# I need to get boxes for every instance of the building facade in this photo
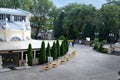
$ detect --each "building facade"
[0,8,32,42]
[0,8,55,68]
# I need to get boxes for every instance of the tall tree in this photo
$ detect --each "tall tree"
[62,4,96,39]
[0,0,32,11]
[97,4,120,41]
[31,0,54,38]
[54,10,65,39]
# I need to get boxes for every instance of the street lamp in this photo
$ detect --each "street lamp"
[79,32,82,40]
[95,32,99,38]
[109,33,114,51]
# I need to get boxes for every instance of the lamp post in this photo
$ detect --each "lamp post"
[109,33,114,51]
[95,32,99,38]
[79,32,82,40]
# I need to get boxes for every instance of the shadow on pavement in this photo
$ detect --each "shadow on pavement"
[111,51,120,56]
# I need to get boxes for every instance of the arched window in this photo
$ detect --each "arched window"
[10,37,21,41]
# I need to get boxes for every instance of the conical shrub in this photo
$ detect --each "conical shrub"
[51,42,57,60]
[60,41,65,56]
[56,40,60,58]
[27,44,33,66]
[46,43,51,62]
[39,41,46,64]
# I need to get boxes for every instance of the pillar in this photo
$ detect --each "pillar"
[33,50,36,60]
[0,56,3,69]
[21,51,24,61]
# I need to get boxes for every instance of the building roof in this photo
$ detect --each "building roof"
[0,8,32,16]
[0,40,58,51]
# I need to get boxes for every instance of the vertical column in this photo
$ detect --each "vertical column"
[0,56,3,69]
[33,50,36,60]
[21,51,24,61]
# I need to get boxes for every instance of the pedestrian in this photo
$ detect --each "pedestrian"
[72,40,74,47]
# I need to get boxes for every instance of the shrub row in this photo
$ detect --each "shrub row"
[27,38,69,65]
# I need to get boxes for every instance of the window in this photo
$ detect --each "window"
[14,15,25,22]
[10,37,21,41]
[0,14,5,21]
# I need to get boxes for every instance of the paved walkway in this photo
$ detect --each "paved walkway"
[0,45,120,80]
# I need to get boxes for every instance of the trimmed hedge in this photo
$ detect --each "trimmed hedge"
[51,42,57,60]
[56,40,60,58]
[46,43,51,62]
[27,44,33,66]
[39,41,46,64]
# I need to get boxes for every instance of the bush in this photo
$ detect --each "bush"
[58,35,65,40]
[56,40,60,58]
[51,42,57,60]
[93,41,107,53]
[64,38,69,53]
[60,41,65,56]
[46,43,51,62]
[39,41,46,64]
[27,44,33,66]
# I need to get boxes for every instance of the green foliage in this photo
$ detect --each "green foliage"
[93,38,99,49]
[60,41,65,56]
[65,38,69,52]
[39,41,46,64]
[96,4,120,41]
[56,40,60,58]
[0,0,32,11]
[46,43,51,62]
[54,10,65,39]
[30,0,54,38]
[98,43,107,53]
[51,42,57,60]
[27,44,33,66]
[62,4,96,39]
[93,40,107,53]
[58,35,65,40]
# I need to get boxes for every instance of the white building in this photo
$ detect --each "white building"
[0,8,56,68]
[0,8,32,42]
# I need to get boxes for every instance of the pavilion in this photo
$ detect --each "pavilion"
[0,8,55,68]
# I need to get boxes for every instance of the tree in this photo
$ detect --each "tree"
[51,42,57,60]
[54,10,65,39]
[39,41,46,64]
[0,0,33,11]
[27,44,33,66]
[97,4,120,41]
[56,40,60,58]
[31,0,54,38]
[56,3,96,39]
[46,43,51,62]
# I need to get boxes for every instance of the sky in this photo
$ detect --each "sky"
[52,0,107,9]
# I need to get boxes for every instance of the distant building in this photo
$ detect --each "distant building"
[38,30,54,40]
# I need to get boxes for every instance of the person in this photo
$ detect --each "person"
[72,40,74,47]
